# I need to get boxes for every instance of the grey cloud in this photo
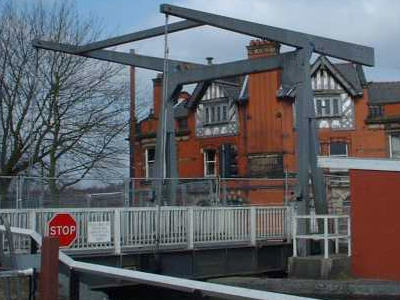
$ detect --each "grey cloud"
[124,0,400,84]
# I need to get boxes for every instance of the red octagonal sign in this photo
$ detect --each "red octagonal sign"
[47,213,77,248]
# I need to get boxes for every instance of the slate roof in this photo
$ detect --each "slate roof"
[169,56,400,120]
[174,77,243,118]
[368,82,400,105]
[334,63,364,93]
[277,56,366,98]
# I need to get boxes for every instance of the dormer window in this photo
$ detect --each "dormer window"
[315,96,341,118]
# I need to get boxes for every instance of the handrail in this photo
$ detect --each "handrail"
[292,214,351,259]
[0,225,320,300]
[0,206,293,254]
[0,268,34,278]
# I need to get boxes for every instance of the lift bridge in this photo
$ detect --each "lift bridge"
[1,205,294,279]
[4,3,372,298]
[0,205,351,299]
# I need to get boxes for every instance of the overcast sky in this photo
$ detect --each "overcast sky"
[76,0,400,84]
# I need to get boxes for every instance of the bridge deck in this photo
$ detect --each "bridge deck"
[0,206,293,255]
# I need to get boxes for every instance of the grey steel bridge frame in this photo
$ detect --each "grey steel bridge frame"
[32,5,374,252]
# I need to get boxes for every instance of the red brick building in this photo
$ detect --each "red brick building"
[129,40,400,206]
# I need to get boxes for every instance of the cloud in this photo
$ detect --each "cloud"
[125,0,400,82]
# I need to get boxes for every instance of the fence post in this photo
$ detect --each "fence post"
[250,207,256,246]
[124,179,130,207]
[347,216,352,257]
[334,217,339,254]
[187,207,194,249]
[29,210,36,232]
[292,213,297,257]
[39,237,59,300]
[69,269,80,300]
[114,209,121,255]
[286,205,293,240]
[324,217,329,259]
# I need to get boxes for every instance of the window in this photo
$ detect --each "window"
[204,149,216,177]
[204,102,229,125]
[145,148,155,178]
[368,105,384,118]
[329,142,348,157]
[315,96,341,117]
[390,134,400,158]
[177,118,188,131]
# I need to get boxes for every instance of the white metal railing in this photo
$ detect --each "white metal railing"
[292,214,351,259]
[0,206,293,254]
[0,225,320,300]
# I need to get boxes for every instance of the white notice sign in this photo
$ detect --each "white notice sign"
[87,221,111,243]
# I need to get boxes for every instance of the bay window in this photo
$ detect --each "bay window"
[315,96,341,117]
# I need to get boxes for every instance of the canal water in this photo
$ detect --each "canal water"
[104,285,399,300]
[63,273,399,300]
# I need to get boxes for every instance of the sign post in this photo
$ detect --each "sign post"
[47,213,77,248]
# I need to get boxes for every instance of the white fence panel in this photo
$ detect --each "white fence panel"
[193,207,250,244]
[121,207,156,248]
[0,206,292,253]
[256,206,288,240]
[0,209,31,252]
[34,208,115,250]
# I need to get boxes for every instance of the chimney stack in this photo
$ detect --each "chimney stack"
[152,73,163,118]
[247,40,280,58]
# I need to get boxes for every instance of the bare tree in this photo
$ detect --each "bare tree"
[0,0,129,206]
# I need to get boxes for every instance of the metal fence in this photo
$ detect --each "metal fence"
[293,214,351,258]
[0,176,297,209]
[0,206,293,254]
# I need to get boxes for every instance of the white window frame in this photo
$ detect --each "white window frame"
[204,102,229,125]
[329,142,348,157]
[389,133,400,159]
[203,149,217,177]
[314,96,342,118]
[145,148,155,178]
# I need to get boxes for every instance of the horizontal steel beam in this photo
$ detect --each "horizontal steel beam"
[160,4,374,66]
[32,40,202,72]
[171,52,293,84]
[74,20,202,54]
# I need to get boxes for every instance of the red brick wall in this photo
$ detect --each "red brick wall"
[132,42,392,205]
[385,102,400,117]
[319,88,387,159]
[350,169,400,281]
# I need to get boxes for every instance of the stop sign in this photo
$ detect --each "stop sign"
[47,213,77,248]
